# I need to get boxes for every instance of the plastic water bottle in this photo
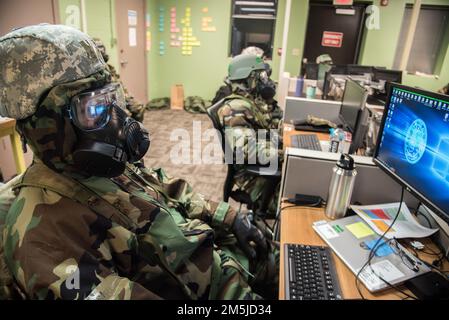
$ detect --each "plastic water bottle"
[329,126,346,153]
[295,77,304,97]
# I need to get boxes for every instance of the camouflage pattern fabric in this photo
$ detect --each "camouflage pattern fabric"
[145,98,170,110]
[217,85,283,216]
[2,77,278,300]
[0,24,106,120]
[212,83,233,105]
[0,175,24,300]
[184,96,211,114]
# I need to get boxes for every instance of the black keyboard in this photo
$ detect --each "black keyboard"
[284,244,342,300]
[291,134,322,151]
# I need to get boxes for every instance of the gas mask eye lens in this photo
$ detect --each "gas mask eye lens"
[259,71,269,83]
[70,83,125,131]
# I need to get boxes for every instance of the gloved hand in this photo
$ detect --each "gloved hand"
[232,211,268,260]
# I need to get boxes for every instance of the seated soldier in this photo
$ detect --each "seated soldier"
[211,46,266,105]
[216,54,283,217]
[0,24,278,300]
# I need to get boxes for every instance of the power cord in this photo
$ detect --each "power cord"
[354,187,418,300]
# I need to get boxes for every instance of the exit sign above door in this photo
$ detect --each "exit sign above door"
[333,0,353,5]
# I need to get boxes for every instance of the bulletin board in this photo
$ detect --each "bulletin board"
[154,3,218,57]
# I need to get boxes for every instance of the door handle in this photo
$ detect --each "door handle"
[120,60,129,66]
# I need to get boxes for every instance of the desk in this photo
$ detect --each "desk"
[283,124,330,149]
[0,118,26,174]
[279,204,449,300]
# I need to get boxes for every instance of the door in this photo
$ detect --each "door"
[303,2,367,65]
[0,0,58,36]
[115,0,147,104]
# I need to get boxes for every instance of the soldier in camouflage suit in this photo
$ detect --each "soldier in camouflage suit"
[216,55,283,217]
[93,38,145,122]
[0,24,278,300]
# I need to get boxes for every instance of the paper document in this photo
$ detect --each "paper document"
[351,202,438,239]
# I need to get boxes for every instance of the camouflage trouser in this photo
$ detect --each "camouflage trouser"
[234,173,280,217]
[212,240,279,300]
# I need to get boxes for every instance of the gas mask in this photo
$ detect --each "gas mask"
[68,83,150,177]
[256,70,276,101]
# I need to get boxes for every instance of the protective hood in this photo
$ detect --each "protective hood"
[17,70,111,175]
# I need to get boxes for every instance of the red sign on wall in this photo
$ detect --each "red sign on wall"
[333,0,353,5]
[321,31,344,48]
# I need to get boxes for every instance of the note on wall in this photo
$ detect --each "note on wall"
[159,6,165,32]
[128,10,137,26]
[159,41,165,56]
[181,7,200,55]
[146,31,151,52]
[201,15,217,32]
[129,27,137,47]
[146,13,151,28]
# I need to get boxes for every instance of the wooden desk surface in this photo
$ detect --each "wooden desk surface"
[279,204,449,300]
[283,124,330,150]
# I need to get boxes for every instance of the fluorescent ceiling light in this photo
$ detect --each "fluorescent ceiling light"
[241,8,276,12]
[235,1,275,6]
[232,14,276,20]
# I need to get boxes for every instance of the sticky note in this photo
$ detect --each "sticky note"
[365,238,395,257]
[346,222,375,239]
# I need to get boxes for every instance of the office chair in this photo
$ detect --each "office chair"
[206,100,281,217]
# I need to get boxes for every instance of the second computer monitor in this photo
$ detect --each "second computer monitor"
[340,79,367,132]
[340,79,369,154]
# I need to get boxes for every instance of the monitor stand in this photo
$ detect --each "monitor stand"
[417,205,449,260]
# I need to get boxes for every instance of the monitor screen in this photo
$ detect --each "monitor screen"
[374,84,449,222]
[340,79,367,131]
[373,68,402,84]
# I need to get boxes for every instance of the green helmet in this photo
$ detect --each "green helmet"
[228,54,266,81]
[0,24,107,120]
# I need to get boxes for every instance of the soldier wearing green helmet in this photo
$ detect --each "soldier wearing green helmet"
[0,24,278,300]
[216,54,283,217]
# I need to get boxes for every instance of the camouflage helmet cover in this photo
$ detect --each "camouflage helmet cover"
[0,24,107,120]
[228,54,266,81]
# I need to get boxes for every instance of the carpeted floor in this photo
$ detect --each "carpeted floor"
[142,108,233,206]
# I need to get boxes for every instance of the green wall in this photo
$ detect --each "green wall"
[359,0,449,92]
[58,0,449,100]
[145,0,232,99]
[58,0,119,72]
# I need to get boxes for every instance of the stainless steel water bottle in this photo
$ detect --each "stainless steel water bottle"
[325,154,357,219]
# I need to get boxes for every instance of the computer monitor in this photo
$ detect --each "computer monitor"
[340,79,369,154]
[304,62,319,80]
[373,68,403,84]
[347,64,374,76]
[374,83,449,224]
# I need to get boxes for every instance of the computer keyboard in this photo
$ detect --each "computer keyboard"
[291,134,323,151]
[284,244,342,300]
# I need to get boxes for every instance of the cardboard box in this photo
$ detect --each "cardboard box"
[170,84,184,110]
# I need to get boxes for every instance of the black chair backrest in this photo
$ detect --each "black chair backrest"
[206,99,232,160]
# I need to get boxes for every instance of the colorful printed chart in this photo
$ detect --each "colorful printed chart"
[351,203,438,239]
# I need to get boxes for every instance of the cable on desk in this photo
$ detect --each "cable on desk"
[354,187,418,300]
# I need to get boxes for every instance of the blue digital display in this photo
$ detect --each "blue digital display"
[376,86,449,217]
